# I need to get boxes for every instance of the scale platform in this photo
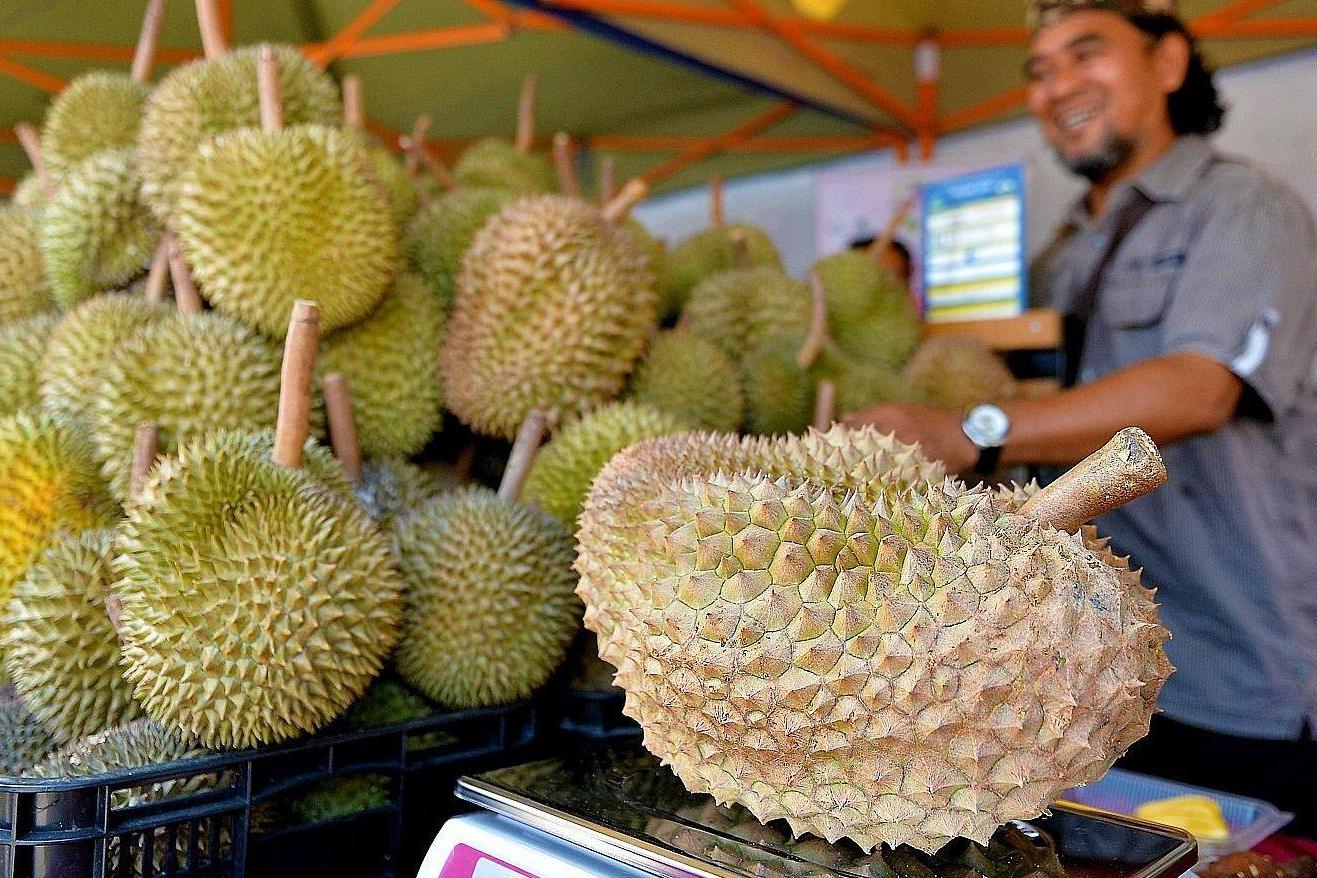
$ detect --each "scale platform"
[425,741,1198,878]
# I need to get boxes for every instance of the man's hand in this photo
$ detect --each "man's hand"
[841,403,979,473]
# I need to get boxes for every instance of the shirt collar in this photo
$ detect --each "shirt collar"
[1064,135,1216,228]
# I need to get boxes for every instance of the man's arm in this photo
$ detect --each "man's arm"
[842,351,1242,471]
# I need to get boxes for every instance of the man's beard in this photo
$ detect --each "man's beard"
[1062,131,1137,183]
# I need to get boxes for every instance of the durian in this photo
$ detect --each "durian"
[342,678,435,730]
[902,337,1018,411]
[27,718,211,800]
[39,147,160,308]
[0,694,58,775]
[453,139,557,195]
[0,205,54,325]
[41,72,149,175]
[368,146,422,230]
[521,401,690,527]
[740,332,815,436]
[576,426,1171,853]
[817,347,916,415]
[280,774,391,825]
[407,187,513,308]
[684,266,810,363]
[626,328,743,432]
[318,273,444,457]
[661,224,781,319]
[4,529,142,742]
[136,44,340,220]
[441,192,656,438]
[0,311,59,416]
[813,250,919,370]
[11,173,58,211]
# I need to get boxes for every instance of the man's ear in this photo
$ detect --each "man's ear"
[1152,31,1191,95]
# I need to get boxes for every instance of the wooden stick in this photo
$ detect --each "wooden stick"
[796,270,829,369]
[272,300,321,470]
[342,74,364,130]
[258,44,283,133]
[728,226,750,270]
[812,379,836,431]
[166,234,204,315]
[403,115,431,179]
[132,0,167,83]
[13,124,52,198]
[867,194,915,258]
[129,422,160,499]
[417,148,458,192]
[553,132,579,198]
[321,372,363,484]
[515,73,537,155]
[709,174,724,226]
[1019,427,1167,532]
[599,155,617,205]
[601,178,647,225]
[498,410,547,502]
[144,237,171,304]
[194,0,227,61]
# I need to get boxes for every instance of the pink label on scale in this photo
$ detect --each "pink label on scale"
[440,843,541,878]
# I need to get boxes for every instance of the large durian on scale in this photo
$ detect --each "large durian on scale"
[576,426,1173,854]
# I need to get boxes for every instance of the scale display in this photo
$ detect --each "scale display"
[921,164,1027,324]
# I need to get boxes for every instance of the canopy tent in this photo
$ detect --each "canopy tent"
[1,0,1314,194]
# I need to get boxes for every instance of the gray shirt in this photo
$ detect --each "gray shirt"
[1032,135,1317,740]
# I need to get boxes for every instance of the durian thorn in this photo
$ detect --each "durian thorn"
[144,237,171,304]
[866,193,915,260]
[166,233,204,316]
[321,372,363,485]
[130,421,160,499]
[258,44,283,133]
[1019,426,1167,532]
[515,72,538,155]
[13,123,53,198]
[599,155,617,206]
[132,0,167,83]
[813,378,837,431]
[193,0,227,60]
[602,178,648,225]
[553,132,580,198]
[342,74,364,130]
[796,270,830,369]
[273,300,322,470]
[498,409,547,503]
[403,115,432,179]
[709,174,725,226]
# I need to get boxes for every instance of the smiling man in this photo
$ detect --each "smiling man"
[844,0,1317,824]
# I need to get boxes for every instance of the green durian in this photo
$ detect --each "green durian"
[452,139,557,195]
[26,718,208,798]
[684,265,810,362]
[0,311,59,416]
[407,187,513,308]
[39,147,160,309]
[342,678,435,730]
[319,273,444,457]
[40,293,170,427]
[0,205,54,325]
[521,401,690,527]
[625,327,743,432]
[368,146,421,230]
[660,224,781,318]
[812,250,919,370]
[393,487,580,708]
[175,124,396,338]
[901,336,1018,410]
[5,529,142,742]
[0,694,58,775]
[621,218,666,302]
[136,44,341,220]
[281,774,391,825]
[354,457,450,532]
[114,427,404,749]
[441,194,657,438]
[816,346,915,415]
[740,331,815,436]
[11,173,57,211]
[42,72,149,174]
[90,311,284,499]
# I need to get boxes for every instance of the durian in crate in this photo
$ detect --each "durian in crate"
[451,75,557,195]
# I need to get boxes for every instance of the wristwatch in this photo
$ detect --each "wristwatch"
[962,403,1010,474]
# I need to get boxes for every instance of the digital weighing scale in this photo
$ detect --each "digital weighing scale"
[417,742,1198,878]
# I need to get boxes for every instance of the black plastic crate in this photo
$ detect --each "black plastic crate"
[0,702,536,878]
[555,689,639,742]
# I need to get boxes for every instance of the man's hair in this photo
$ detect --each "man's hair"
[1129,12,1227,135]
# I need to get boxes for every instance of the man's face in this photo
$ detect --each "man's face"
[1025,11,1183,181]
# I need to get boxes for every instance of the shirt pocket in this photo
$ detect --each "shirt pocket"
[1097,271,1175,330]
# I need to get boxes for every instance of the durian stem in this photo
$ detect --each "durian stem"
[419,149,458,192]
[194,0,227,60]
[144,237,171,304]
[404,115,431,179]
[498,410,547,503]
[258,44,283,133]
[1019,427,1167,532]
[728,227,750,270]
[599,155,617,205]
[553,133,580,198]
[454,440,477,484]
[867,194,914,260]
[516,73,538,155]
[813,379,836,431]
[602,178,648,225]
[709,174,725,226]
[166,233,204,316]
[132,0,167,83]
[13,123,53,198]
[796,270,830,369]
[273,300,322,470]
[130,422,160,499]
[342,75,364,129]
[322,372,363,484]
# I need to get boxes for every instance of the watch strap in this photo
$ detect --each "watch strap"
[973,444,1003,474]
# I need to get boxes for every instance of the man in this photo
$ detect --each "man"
[843,0,1317,825]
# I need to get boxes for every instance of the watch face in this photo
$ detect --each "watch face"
[965,404,1009,447]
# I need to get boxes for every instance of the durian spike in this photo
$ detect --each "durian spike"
[258,44,283,133]
[129,422,160,499]
[144,238,171,304]
[553,133,580,198]
[193,0,227,61]
[342,75,364,129]
[602,178,648,225]
[866,194,914,259]
[813,379,836,431]
[132,0,167,83]
[272,300,321,470]
[1019,427,1167,532]
[321,372,363,484]
[13,123,53,198]
[165,232,204,315]
[515,73,538,155]
[403,115,431,179]
[497,409,547,503]
[796,270,830,369]
[709,174,725,226]
[599,156,617,206]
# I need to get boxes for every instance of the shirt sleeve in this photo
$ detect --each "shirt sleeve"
[1161,173,1317,418]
